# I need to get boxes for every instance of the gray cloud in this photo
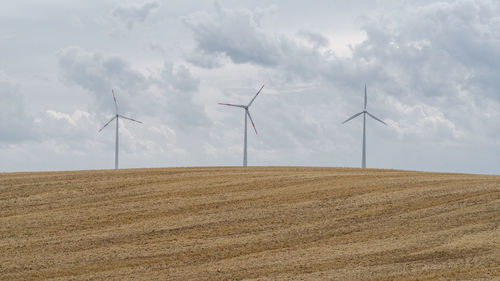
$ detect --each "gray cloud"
[0,81,36,143]
[112,1,160,30]
[349,0,500,140]
[184,0,500,100]
[158,61,207,128]
[57,47,148,113]
[162,62,199,93]
[2,0,500,174]
[57,45,206,131]
[185,50,226,69]
[184,1,500,173]
[183,3,365,83]
[360,2,500,78]
[298,30,329,48]
[184,3,281,66]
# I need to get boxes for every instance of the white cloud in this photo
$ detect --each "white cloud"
[45,110,90,127]
[386,96,464,143]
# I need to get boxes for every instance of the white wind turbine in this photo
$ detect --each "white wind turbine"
[99,90,142,169]
[342,84,387,168]
[219,85,264,167]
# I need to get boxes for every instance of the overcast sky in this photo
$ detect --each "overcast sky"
[1,0,499,174]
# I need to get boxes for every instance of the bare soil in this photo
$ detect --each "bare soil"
[0,167,499,280]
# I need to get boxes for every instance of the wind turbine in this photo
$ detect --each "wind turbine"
[218,85,264,167]
[98,90,142,169]
[342,84,386,168]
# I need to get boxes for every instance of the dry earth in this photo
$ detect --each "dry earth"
[0,167,499,280]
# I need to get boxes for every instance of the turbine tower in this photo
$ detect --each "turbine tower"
[219,85,264,167]
[99,90,142,169]
[342,84,386,168]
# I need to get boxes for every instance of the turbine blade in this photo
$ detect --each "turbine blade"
[119,114,142,124]
[342,112,363,124]
[246,110,258,135]
[112,89,118,114]
[366,112,387,125]
[98,116,117,132]
[247,84,264,107]
[218,103,245,108]
[364,84,367,109]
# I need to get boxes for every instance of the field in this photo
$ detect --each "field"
[0,167,499,280]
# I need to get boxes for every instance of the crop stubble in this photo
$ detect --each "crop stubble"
[0,167,499,280]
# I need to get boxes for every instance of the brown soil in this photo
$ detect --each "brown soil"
[0,167,499,280]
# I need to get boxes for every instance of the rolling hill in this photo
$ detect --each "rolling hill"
[0,167,498,280]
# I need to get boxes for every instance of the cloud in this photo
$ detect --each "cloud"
[0,81,36,143]
[183,0,500,172]
[112,1,160,30]
[348,0,500,140]
[185,50,227,69]
[57,46,148,112]
[43,110,93,139]
[183,3,365,82]
[184,3,281,66]
[183,2,337,81]
[57,45,206,131]
[157,61,207,128]
[184,0,500,99]
[3,0,500,174]
[149,42,165,54]
[353,0,500,95]
[298,30,329,48]
[161,62,199,93]
[385,96,464,143]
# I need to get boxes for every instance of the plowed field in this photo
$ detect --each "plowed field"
[1,167,499,280]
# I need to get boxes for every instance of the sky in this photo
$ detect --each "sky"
[1,0,499,174]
